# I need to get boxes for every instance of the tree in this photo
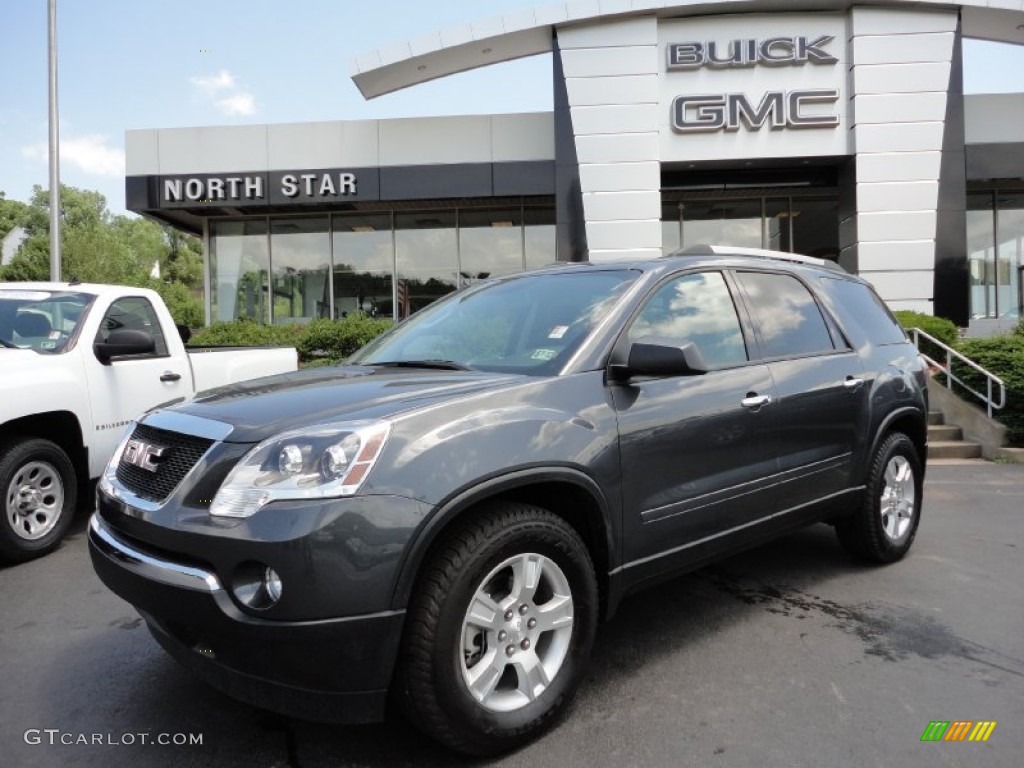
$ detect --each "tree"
[0,184,206,327]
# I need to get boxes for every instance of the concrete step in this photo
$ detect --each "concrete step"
[928,411,945,425]
[928,424,963,441]
[929,440,983,460]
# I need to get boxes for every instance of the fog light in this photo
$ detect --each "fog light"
[264,567,283,602]
[231,562,283,610]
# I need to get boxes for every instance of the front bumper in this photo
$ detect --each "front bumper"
[88,513,405,723]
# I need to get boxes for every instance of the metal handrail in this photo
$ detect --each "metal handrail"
[908,327,1006,419]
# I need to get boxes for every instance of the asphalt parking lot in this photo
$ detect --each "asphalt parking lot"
[2,461,1022,768]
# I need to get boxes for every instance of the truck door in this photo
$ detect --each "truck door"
[83,296,188,474]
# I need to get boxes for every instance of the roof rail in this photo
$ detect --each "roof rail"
[676,244,846,272]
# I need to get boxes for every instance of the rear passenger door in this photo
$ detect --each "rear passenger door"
[733,270,867,508]
[612,271,781,572]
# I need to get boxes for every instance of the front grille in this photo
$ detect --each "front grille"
[115,423,214,503]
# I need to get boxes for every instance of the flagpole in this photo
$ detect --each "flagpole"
[47,0,62,281]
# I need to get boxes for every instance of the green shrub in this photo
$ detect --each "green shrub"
[953,335,1024,446]
[893,310,960,364]
[188,315,392,363]
[296,316,392,361]
[189,320,306,348]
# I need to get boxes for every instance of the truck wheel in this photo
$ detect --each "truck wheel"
[398,501,598,756]
[0,438,78,563]
[836,432,922,563]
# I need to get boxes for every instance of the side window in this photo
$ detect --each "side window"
[736,271,835,359]
[628,271,748,368]
[821,277,907,346]
[96,297,168,357]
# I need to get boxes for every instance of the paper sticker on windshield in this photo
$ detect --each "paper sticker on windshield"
[49,331,61,340]
[548,325,569,339]
[40,341,56,349]
[531,349,557,361]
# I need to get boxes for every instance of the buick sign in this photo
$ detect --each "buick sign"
[667,36,838,69]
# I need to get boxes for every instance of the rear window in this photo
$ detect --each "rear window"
[821,277,907,346]
[735,271,835,359]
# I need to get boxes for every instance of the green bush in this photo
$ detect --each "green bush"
[893,310,960,364]
[189,320,306,349]
[297,316,393,361]
[188,315,392,364]
[953,335,1024,446]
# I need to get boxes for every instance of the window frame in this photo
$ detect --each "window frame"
[94,295,170,362]
[729,268,852,363]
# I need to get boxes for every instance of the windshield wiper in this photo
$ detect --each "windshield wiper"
[365,360,472,371]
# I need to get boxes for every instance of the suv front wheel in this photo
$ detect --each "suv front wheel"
[398,501,598,756]
[836,431,923,563]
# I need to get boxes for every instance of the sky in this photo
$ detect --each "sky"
[2,0,1023,216]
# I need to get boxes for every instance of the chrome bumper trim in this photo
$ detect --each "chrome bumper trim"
[89,514,223,593]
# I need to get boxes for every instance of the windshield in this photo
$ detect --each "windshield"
[349,269,638,375]
[0,290,95,353]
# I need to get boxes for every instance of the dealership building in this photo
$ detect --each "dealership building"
[125,0,1024,329]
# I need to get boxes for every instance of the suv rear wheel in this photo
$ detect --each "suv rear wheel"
[836,431,922,563]
[398,501,598,756]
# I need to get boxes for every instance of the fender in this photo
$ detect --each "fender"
[389,464,617,611]
[863,405,928,480]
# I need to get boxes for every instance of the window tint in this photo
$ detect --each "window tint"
[821,277,907,345]
[736,271,834,358]
[628,272,748,368]
[96,297,168,356]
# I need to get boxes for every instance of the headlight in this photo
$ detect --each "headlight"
[98,422,137,498]
[209,420,391,518]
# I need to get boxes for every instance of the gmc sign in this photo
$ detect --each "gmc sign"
[671,89,841,133]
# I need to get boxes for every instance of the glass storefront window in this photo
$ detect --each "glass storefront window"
[524,207,557,270]
[333,213,394,319]
[459,209,523,285]
[680,199,762,249]
[395,211,458,320]
[968,193,996,319]
[210,220,270,324]
[270,217,330,324]
[996,193,1023,320]
[661,202,682,255]
[791,198,839,260]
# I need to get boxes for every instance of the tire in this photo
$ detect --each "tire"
[397,501,598,756]
[836,432,922,563]
[0,438,78,564]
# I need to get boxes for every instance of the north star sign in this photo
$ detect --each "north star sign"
[162,171,358,203]
[667,34,840,134]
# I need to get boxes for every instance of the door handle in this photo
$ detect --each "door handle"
[843,376,864,389]
[741,394,772,409]
[160,372,182,382]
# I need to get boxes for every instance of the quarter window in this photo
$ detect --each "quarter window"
[96,297,168,357]
[628,272,748,368]
[736,271,834,358]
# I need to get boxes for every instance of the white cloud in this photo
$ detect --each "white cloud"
[189,69,236,95]
[190,69,258,117]
[21,134,125,177]
[216,92,256,116]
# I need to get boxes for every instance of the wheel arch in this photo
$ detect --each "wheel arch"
[391,468,617,620]
[868,407,928,478]
[0,412,88,490]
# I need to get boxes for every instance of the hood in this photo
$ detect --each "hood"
[167,365,526,443]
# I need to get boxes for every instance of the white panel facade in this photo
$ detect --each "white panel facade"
[965,93,1024,144]
[490,113,556,161]
[378,116,492,165]
[848,6,959,314]
[157,126,269,174]
[560,16,662,261]
[125,130,159,175]
[267,121,380,169]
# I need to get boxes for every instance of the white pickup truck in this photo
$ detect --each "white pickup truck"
[0,282,297,562]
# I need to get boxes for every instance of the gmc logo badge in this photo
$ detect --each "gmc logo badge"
[123,439,167,473]
[671,90,840,133]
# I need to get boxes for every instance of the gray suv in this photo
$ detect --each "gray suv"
[90,246,927,755]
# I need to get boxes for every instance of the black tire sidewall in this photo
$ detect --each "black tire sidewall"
[431,517,598,744]
[865,433,923,561]
[0,439,78,562]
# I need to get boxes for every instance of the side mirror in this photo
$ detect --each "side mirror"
[610,336,708,379]
[94,329,156,365]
